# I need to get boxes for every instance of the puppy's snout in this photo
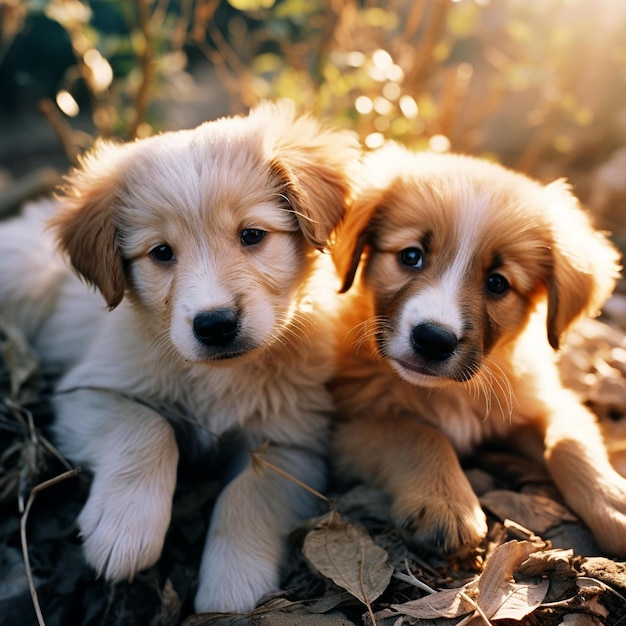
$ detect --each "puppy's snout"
[193,309,239,347]
[411,323,458,362]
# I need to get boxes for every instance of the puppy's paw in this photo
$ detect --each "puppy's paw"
[78,472,175,581]
[194,535,280,614]
[580,475,626,558]
[393,486,487,557]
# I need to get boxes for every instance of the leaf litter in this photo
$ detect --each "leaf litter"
[2,312,626,625]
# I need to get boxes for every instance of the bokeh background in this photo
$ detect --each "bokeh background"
[1,0,626,243]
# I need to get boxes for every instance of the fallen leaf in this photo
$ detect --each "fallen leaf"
[480,489,577,534]
[389,587,475,619]
[302,512,393,605]
[580,557,626,593]
[0,317,40,402]
[517,547,575,577]
[559,614,604,625]
[472,540,549,620]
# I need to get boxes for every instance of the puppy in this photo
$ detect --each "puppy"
[330,144,626,559]
[0,101,358,613]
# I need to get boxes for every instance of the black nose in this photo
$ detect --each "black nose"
[411,323,458,362]
[193,309,239,347]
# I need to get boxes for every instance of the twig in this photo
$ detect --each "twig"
[37,99,80,164]
[359,541,377,626]
[459,589,493,626]
[250,448,331,505]
[392,559,437,594]
[404,0,449,93]
[20,468,81,626]
[128,0,155,139]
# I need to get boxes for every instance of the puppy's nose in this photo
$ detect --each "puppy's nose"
[193,309,239,347]
[411,323,458,362]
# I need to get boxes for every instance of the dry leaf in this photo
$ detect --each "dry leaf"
[575,579,610,621]
[517,547,575,576]
[559,614,604,625]
[389,587,475,619]
[302,512,393,605]
[472,540,549,620]
[0,316,40,402]
[480,490,577,534]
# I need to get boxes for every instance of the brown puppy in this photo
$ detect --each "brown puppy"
[330,144,626,558]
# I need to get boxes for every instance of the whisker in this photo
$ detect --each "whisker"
[348,316,388,360]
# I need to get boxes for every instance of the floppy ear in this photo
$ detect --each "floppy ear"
[262,100,360,251]
[543,180,621,349]
[331,192,383,293]
[49,140,129,310]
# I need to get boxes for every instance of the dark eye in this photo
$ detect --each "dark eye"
[486,273,509,296]
[399,247,424,269]
[241,228,266,246]
[150,244,175,263]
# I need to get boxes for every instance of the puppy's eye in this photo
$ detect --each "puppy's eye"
[240,228,266,246]
[151,244,175,263]
[399,247,424,269]
[486,273,509,296]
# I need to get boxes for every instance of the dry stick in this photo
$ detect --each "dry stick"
[20,468,81,626]
[359,541,377,626]
[250,449,331,506]
[37,99,80,164]
[128,0,155,140]
[392,559,437,594]
[403,0,449,92]
[459,590,493,626]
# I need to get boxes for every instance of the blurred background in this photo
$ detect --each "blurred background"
[1,0,626,242]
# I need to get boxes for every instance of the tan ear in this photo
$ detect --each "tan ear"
[543,180,621,349]
[261,100,360,250]
[331,196,379,293]
[49,140,128,309]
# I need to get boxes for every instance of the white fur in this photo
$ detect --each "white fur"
[0,102,357,613]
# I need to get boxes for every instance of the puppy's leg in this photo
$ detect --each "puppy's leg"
[53,390,179,580]
[194,445,325,614]
[334,415,487,556]
[544,390,626,557]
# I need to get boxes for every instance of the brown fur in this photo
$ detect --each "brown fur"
[330,145,626,557]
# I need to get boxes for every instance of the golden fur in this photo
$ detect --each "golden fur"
[330,144,626,558]
[0,101,358,613]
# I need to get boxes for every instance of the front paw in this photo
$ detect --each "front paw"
[578,475,626,558]
[194,535,280,614]
[78,472,175,581]
[393,486,487,557]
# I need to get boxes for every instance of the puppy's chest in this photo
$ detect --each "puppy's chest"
[152,356,330,441]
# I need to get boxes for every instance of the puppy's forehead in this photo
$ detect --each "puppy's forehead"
[118,126,288,225]
[372,168,539,250]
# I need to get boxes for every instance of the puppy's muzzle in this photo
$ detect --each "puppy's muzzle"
[411,323,458,362]
[193,309,239,348]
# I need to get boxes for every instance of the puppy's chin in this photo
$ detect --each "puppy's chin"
[174,340,262,366]
[388,358,454,388]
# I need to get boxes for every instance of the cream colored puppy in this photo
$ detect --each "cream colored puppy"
[0,101,358,613]
[331,145,626,559]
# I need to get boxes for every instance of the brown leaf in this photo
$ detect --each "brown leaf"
[0,317,40,402]
[389,587,475,619]
[472,540,549,620]
[580,556,626,593]
[517,547,575,577]
[302,512,393,605]
[480,489,577,534]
